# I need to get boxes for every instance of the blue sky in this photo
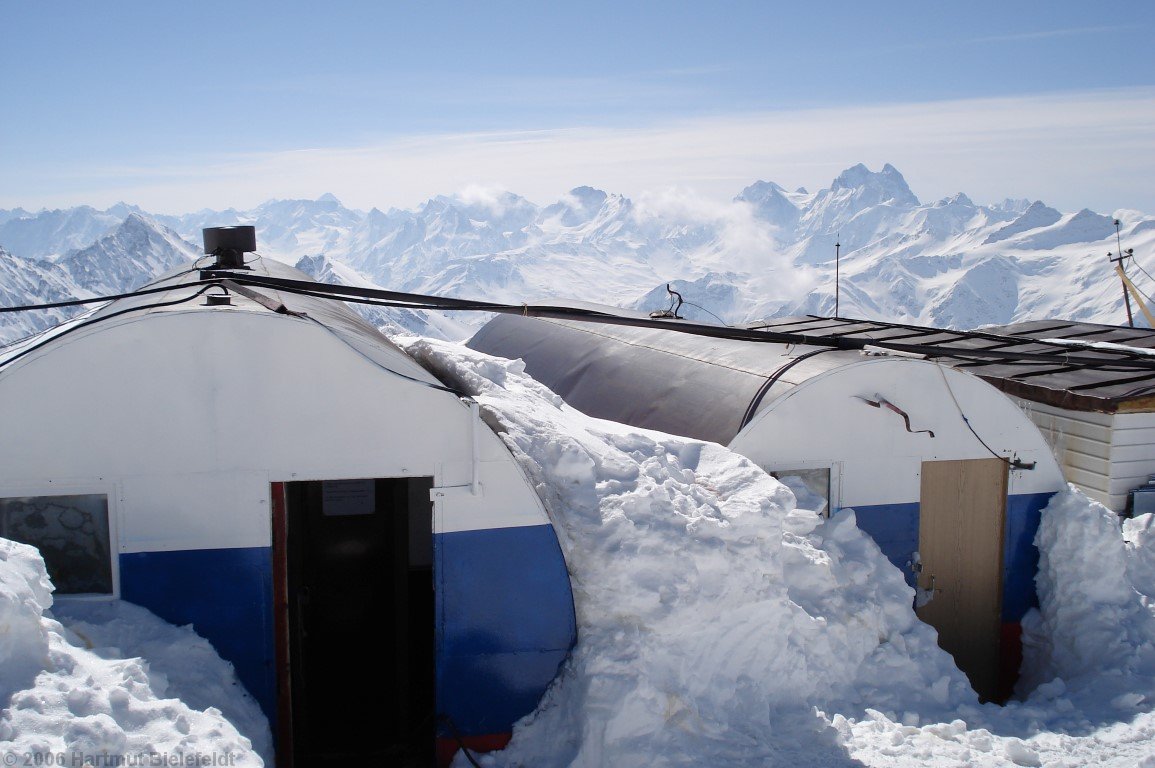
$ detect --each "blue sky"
[2,1,1153,214]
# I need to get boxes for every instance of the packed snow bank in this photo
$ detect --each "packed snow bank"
[405,339,975,766]
[1020,489,1155,695]
[52,600,273,763]
[845,488,1155,767]
[0,539,52,703]
[0,538,264,766]
[1123,512,1155,605]
[410,339,1155,767]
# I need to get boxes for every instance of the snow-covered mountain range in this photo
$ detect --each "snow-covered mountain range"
[0,213,199,342]
[2,164,1152,343]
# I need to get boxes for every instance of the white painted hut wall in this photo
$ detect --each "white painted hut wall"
[1016,401,1155,513]
[730,358,1064,508]
[0,309,549,555]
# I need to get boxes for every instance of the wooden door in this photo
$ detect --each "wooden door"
[916,458,1007,701]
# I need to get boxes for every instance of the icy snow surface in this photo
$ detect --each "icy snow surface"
[0,538,265,766]
[407,339,1155,768]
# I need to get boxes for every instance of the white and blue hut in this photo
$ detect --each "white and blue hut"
[0,228,575,766]
[468,313,1067,701]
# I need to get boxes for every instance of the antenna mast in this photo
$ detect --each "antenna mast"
[1110,219,1134,327]
[834,236,841,318]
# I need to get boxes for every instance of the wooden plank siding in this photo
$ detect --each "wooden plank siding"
[1016,400,1114,506]
[1108,413,1155,509]
[1015,401,1155,512]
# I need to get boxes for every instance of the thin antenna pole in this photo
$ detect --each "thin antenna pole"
[834,236,841,318]
[1112,219,1134,327]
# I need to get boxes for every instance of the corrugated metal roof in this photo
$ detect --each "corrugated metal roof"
[743,316,1155,413]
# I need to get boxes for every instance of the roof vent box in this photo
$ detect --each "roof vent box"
[202,226,256,270]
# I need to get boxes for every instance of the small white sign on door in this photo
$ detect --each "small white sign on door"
[321,479,376,516]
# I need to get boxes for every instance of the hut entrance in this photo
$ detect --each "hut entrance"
[915,458,1007,702]
[279,477,435,766]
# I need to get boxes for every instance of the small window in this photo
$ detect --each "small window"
[0,494,113,594]
[771,469,831,517]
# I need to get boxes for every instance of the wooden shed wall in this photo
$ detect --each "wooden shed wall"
[1016,400,1155,512]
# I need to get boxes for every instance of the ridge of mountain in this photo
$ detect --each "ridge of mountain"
[0,215,197,342]
[1,164,1151,344]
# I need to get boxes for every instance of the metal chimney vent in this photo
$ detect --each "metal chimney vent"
[202,226,256,270]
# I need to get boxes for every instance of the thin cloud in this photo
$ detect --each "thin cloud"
[5,87,1153,217]
[881,25,1126,54]
[966,25,1125,45]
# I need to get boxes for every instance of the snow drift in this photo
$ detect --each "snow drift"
[405,339,975,766]
[0,538,266,766]
[843,489,1155,767]
[408,339,1155,768]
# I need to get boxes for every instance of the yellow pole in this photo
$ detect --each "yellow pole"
[1115,262,1155,328]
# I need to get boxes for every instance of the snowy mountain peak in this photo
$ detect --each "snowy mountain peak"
[984,200,1063,244]
[317,192,341,205]
[121,211,154,229]
[106,202,147,219]
[735,180,786,200]
[831,163,920,208]
[540,187,616,228]
[420,190,537,232]
[567,186,609,206]
[0,214,198,342]
[994,198,1033,214]
[934,192,975,209]
[736,180,801,230]
[0,205,126,261]
[58,214,196,296]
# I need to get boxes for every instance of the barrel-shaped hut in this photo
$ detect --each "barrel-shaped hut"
[0,245,575,766]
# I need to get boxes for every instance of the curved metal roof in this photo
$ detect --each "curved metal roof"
[467,313,872,445]
[1,257,445,389]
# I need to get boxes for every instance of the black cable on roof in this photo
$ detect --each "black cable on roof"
[0,267,212,313]
[0,285,219,371]
[0,277,471,400]
[297,313,468,398]
[218,272,1155,371]
[5,267,1155,373]
[739,349,837,431]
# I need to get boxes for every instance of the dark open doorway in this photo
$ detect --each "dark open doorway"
[280,477,435,766]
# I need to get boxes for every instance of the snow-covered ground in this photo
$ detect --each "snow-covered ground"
[4,335,1155,767]
[0,539,268,767]
[406,338,1155,768]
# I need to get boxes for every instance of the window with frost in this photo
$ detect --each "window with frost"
[770,469,831,517]
[0,494,113,594]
